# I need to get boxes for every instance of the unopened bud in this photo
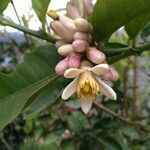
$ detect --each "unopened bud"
[68,53,81,68]
[72,40,88,52]
[66,2,81,19]
[55,58,69,75]
[101,67,119,81]
[58,44,74,56]
[55,40,67,48]
[62,129,72,139]
[73,32,92,42]
[86,47,106,64]
[83,0,94,14]
[47,10,59,20]
[59,16,77,34]
[50,21,73,42]
[75,18,92,33]
[70,0,84,16]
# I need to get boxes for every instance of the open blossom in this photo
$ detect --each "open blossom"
[62,61,117,114]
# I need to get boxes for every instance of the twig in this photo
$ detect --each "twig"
[11,0,22,25]
[0,16,56,43]
[94,101,150,132]
[107,43,150,64]
[0,136,12,150]
[123,58,130,117]
[132,56,139,117]
[11,0,29,44]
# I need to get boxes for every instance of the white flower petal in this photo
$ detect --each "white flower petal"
[64,68,83,78]
[98,79,117,100]
[62,77,79,100]
[91,64,109,76]
[80,99,94,114]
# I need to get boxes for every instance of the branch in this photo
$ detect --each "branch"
[107,43,150,64]
[0,16,56,43]
[94,101,150,132]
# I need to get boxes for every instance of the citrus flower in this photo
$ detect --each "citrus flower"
[62,61,117,114]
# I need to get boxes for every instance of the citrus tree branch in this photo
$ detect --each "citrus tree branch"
[107,43,150,64]
[94,101,150,132]
[0,16,56,43]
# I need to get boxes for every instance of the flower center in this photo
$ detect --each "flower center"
[77,71,99,100]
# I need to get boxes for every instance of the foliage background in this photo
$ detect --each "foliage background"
[0,0,150,149]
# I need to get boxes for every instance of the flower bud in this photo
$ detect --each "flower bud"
[68,53,81,68]
[75,18,92,32]
[110,67,119,81]
[55,58,69,75]
[86,47,106,64]
[101,67,119,81]
[70,0,84,16]
[59,16,77,34]
[72,40,88,53]
[58,44,74,56]
[73,32,92,42]
[47,10,59,20]
[66,2,81,19]
[55,40,67,48]
[50,21,73,42]
[83,0,94,14]
[62,129,72,139]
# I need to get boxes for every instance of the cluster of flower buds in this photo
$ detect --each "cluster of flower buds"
[49,0,119,81]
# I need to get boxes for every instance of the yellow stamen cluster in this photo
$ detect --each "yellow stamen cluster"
[77,71,99,100]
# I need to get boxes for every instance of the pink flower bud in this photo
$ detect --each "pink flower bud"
[66,2,81,19]
[110,67,119,81]
[75,18,92,33]
[83,0,94,14]
[50,21,73,42]
[62,129,72,139]
[68,53,81,68]
[86,47,106,64]
[58,44,74,56]
[101,67,119,81]
[55,58,69,75]
[59,16,77,34]
[55,40,67,48]
[73,32,92,42]
[72,40,88,53]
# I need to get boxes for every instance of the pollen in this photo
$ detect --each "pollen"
[77,71,99,100]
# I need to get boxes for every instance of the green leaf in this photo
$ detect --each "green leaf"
[0,44,60,130]
[61,141,74,150]
[24,77,68,117]
[0,0,10,13]
[31,0,51,25]
[68,111,90,134]
[92,0,150,42]
[125,13,150,39]
[119,125,139,140]
[20,143,58,150]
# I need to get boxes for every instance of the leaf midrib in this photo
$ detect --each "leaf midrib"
[0,74,58,103]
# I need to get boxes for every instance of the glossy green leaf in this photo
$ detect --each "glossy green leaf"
[24,77,68,117]
[61,141,74,150]
[0,0,10,13]
[68,111,90,134]
[31,0,51,25]
[92,0,150,42]
[0,44,60,130]
[119,125,139,140]
[125,13,150,39]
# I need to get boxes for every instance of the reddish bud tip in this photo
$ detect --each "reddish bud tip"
[86,47,106,64]
[101,66,119,81]
[68,53,81,68]
[55,58,69,75]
